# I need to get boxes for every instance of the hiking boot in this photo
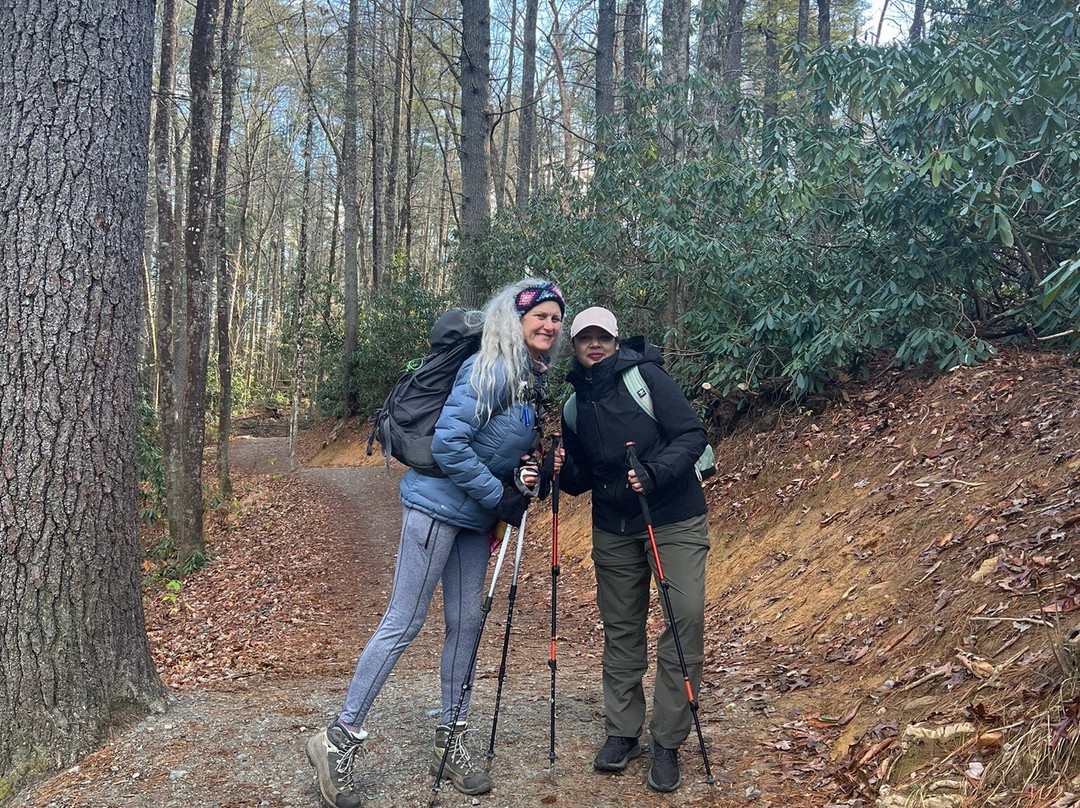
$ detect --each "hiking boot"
[307,721,367,808]
[430,722,494,795]
[647,738,681,793]
[593,735,642,772]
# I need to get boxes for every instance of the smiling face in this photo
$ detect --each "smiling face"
[521,300,564,357]
[573,325,617,369]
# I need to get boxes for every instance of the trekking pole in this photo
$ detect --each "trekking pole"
[430,516,519,805]
[484,501,531,769]
[625,442,714,785]
[547,433,561,766]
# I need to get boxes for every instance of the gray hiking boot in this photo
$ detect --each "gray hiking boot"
[430,722,494,795]
[306,721,367,808]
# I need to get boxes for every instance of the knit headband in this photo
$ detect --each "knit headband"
[514,282,565,317]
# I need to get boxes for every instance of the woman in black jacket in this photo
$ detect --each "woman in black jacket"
[557,306,710,793]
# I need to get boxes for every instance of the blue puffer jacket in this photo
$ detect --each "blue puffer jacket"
[399,354,538,532]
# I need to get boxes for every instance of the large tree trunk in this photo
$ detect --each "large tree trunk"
[342,0,360,415]
[178,0,221,570]
[154,0,184,543]
[213,0,246,500]
[515,0,539,212]
[459,0,492,304]
[0,0,166,784]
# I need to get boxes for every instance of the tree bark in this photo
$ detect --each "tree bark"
[178,0,221,570]
[720,0,747,138]
[660,0,690,155]
[816,0,831,122]
[0,0,166,783]
[213,0,246,500]
[370,7,385,290]
[290,3,316,472]
[385,0,408,272]
[515,0,539,212]
[342,0,360,414]
[910,0,925,41]
[596,0,616,128]
[622,0,644,121]
[153,0,184,541]
[460,0,492,303]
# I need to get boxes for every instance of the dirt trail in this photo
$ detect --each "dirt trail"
[10,438,753,808]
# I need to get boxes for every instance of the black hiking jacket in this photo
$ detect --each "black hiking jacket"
[559,337,708,535]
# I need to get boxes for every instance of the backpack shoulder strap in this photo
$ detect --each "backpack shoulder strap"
[562,392,578,433]
[620,365,655,421]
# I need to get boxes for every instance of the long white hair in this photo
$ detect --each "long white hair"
[470,278,562,424]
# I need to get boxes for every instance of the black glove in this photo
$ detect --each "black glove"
[495,484,529,524]
[537,449,555,500]
[629,457,656,496]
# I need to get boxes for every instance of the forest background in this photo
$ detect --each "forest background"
[1,0,1079,798]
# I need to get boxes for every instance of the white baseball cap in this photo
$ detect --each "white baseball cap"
[570,306,619,339]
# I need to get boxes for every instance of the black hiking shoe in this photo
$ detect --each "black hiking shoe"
[307,721,367,808]
[430,722,494,795]
[647,738,681,793]
[593,735,642,771]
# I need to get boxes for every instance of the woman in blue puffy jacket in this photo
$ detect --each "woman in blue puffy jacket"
[307,279,565,808]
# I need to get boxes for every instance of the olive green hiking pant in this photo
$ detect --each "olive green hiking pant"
[591,513,710,749]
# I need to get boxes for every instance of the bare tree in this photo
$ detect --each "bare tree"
[0,0,166,782]
[154,0,184,541]
[290,0,317,472]
[177,0,222,569]
[213,0,247,499]
[343,0,360,414]
[596,0,616,125]
[516,0,539,211]
[622,0,644,120]
[460,0,492,302]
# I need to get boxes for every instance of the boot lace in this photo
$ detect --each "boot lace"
[333,735,365,781]
[446,725,475,769]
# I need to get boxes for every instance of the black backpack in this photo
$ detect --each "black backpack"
[366,308,484,476]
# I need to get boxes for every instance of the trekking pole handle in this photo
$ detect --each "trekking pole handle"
[625,442,653,525]
[550,433,561,515]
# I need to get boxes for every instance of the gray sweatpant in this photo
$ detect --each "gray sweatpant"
[591,513,710,749]
[339,507,490,728]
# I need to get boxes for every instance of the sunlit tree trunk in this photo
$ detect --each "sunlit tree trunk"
[213,0,246,499]
[154,0,183,541]
[596,0,616,126]
[515,0,538,212]
[177,0,221,570]
[622,0,643,121]
[460,0,491,303]
[342,0,360,414]
[0,0,166,783]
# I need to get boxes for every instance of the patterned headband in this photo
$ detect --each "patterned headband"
[514,283,565,317]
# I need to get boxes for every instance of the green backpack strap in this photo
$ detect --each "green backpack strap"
[562,392,578,433]
[620,365,654,419]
